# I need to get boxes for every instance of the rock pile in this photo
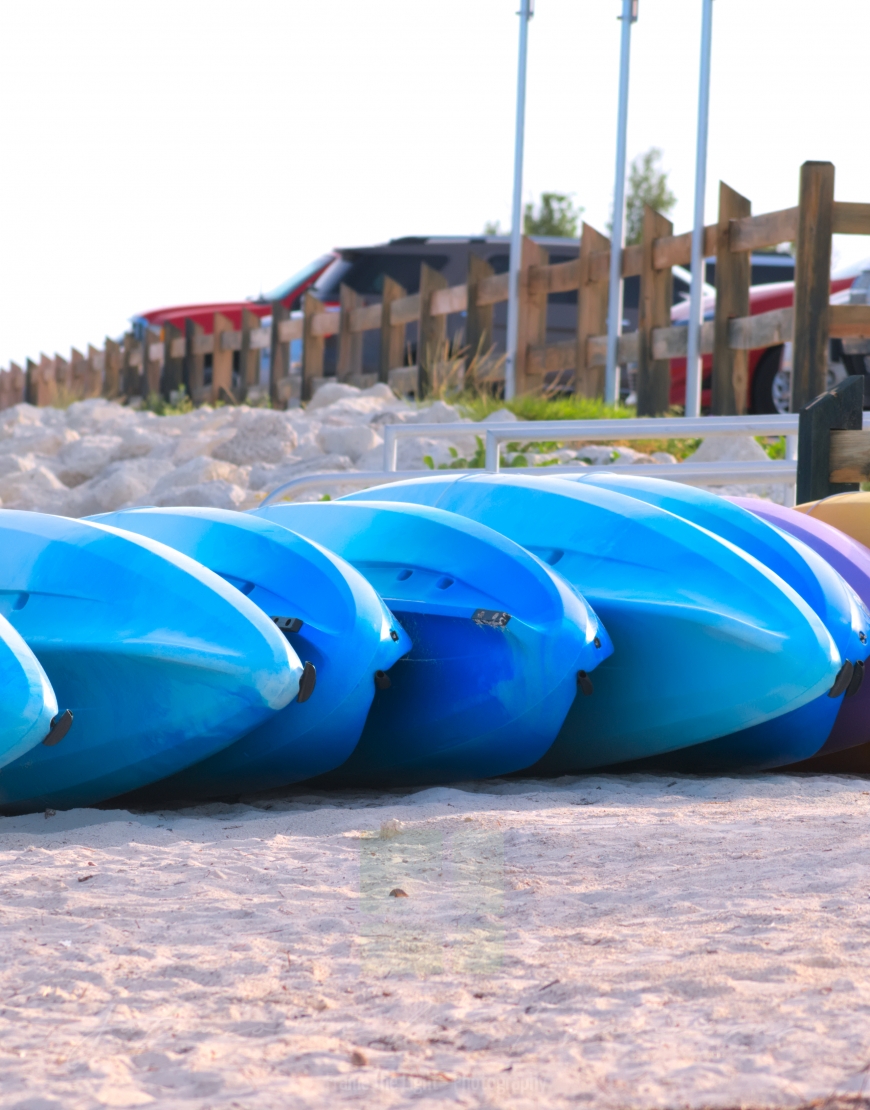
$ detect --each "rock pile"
[0,380,685,517]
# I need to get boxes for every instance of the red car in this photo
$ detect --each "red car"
[668,270,862,413]
[132,253,335,335]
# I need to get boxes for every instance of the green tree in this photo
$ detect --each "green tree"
[618,148,677,245]
[523,192,583,238]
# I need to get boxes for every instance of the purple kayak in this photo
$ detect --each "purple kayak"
[731,497,870,768]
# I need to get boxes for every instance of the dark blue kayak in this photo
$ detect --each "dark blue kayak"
[91,506,410,797]
[342,474,841,772]
[253,499,611,783]
[566,473,870,770]
[0,613,57,770]
[0,510,301,813]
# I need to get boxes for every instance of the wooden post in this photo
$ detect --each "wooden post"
[575,223,610,399]
[8,362,25,407]
[34,355,58,406]
[211,312,235,403]
[144,329,162,397]
[636,206,674,416]
[466,253,494,368]
[184,319,205,402]
[239,308,260,401]
[270,302,291,407]
[54,353,72,399]
[161,324,183,398]
[300,293,325,402]
[336,284,363,381]
[418,262,448,396]
[797,375,863,503]
[25,359,38,405]
[379,276,407,383]
[70,348,86,399]
[711,182,752,415]
[104,338,122,398]
[515,236,548,395]
[122,333,141,399]
[792,161,836,412]
[86,345,103,397]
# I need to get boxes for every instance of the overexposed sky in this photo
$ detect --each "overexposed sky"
[1,0,868,368]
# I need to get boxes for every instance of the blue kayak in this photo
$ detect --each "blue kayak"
[254,500,610,783]
[566,473,870,770]
[91,506,411,796]
[0,510,301,813]
[0,613,58,770]
[342,474,841,771]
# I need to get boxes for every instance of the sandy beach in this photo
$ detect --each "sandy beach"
[0,774,869,1108]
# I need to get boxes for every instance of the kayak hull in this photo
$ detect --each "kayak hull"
[342,474,842,772]
[0,614,57,770]
[92,507,409,797]
[0,510,300,813]
[255,500,609,782]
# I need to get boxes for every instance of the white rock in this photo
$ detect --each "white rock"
[576,445,620,465]
[70,458,175,516]
[153,480,247,510]
[690,435,770,462]
[0,453,38,479]
[306,382,361,411]
[651,451,679,464]
[249,454,356,494]
[212,412,297,466]
[481,407,519,423]
[53,434,124,487]
[317,423,382,462]
[150,455,246,497]
[0,426,80,458]
[0,466,68,510]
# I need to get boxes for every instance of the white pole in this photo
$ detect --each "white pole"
[505,0,533,401]
[604,0,637,406]
[684,0,714,418]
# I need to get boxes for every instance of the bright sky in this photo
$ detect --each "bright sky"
[1,0,868,369]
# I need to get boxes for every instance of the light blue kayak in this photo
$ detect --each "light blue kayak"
[254,500,611,783]
[0,613,58,770]
[90,506,411,797]
[342,474,841,772]
[566,473,870,770]
[0,510,301,813]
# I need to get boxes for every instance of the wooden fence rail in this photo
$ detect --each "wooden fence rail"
[3,161,870,417]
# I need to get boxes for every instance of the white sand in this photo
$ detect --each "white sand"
[2,774,870,1108]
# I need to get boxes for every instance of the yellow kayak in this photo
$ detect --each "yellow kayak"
[796,491,870,549]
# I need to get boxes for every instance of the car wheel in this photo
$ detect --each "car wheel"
[751,343,850,414]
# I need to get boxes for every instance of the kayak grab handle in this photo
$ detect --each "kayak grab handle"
[829,661,854,698]
[297,662,316,703]
[43,709,74,747]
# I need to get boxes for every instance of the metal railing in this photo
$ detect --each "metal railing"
[260,413,800,506]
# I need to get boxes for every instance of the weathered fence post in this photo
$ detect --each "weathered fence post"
[122,334,141,399]
[183,320,205,402]
[9,362,25,407]
[417,263,448,396]
[514,236,548,396]
[300,293,325,402]
[239,308,260,401]
[379,276,406,383]
[161,325,183,398]
[54,353,71,399]
[792,161,836,412]
[211,312,235,403]
[637,206,673,416]
[270,302,291,407]
[466,253,494,367]
[712,182,752,415]
[336,284,363,381]
[86,345,103,397]
[797,374,863,503]
[103,338,121,398]
[144,329,162,397]
[575,224,609,400]
[70,348,86,399]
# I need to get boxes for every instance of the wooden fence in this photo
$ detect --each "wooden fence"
[3,160,870,417]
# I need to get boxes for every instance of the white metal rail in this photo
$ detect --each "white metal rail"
[261,413,799,505]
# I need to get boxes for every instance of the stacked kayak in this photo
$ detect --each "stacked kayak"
[0,510,300,813]
[734,495,870,771]
[561,474,870,770]
[0,613,59,769]
[254,500,610,783]
[90,506,411,796]
[342,474,842,771]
